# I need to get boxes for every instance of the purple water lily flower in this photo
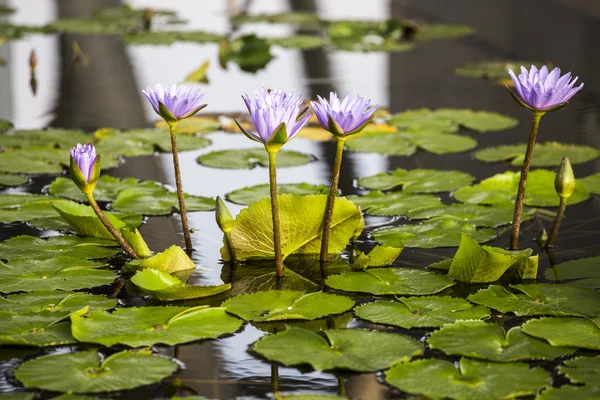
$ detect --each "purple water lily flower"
[507,65,584,111]
[142,83,207,120]
[311,92,378,137]
[70,143,97,183]
[238,88,310,145]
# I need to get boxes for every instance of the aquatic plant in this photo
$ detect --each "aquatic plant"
[546,156,576,247]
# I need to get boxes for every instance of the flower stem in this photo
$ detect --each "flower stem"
[510,111,544,250]
[320,138,346,263]
[268,150,284,277]
[169,124,193,253]
[85,192,139,259]
[545,197,567,248]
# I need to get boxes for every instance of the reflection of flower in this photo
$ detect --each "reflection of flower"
[142,83,207,121]
[70,143,97,183]
[238,88,310,145]
[507,66,584,111]
[311,92,378,137]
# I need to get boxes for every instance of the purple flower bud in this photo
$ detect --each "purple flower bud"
[142,83,207,120]
[311,92,378,137]
[70,143,97,183]
[507,65,584,111]
[239,88,310,144]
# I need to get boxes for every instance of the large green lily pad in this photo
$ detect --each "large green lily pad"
[387,108,458,131]
[225,183,330,205]
[0,291,117,315]
[14,350,179,393]
[357,168,474,192]
[130,269,231,301]
[545,257,600,288]
[155,116,220,134]
[94,128,211,156]
[579,173,600,195]
[354,296,490,328]
[49,175,160,203]
[0,173,28,188]
[325,267,454,295]
[221,291,354,322]
[0,146,118,174]
[0,128,91,150]
[0,235,119,260]
[385,357,550,400]
[111,187,215,215]
[0,311,75,346]
[414,24,474,41]
[475,142,600,167]
[347,191,441,216]
[521,317,600,350]
[253,327,422,372]
[407,203,533,227]
[536,385,600,400]
[198,149,313,169]
[0,195,75,223]
[387,108,518,133]
[559,355,600,385]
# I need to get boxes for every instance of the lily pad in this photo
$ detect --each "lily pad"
[111,187,215,215]
[357,168,474,192]
[371,218,497,248]
[14,350,178,393]
[325,267,454,295]
[434,108,518,132]
[468,284,600,317]
[559,355,600,385]
[130,269,231,301]
[350,245,403,269]
[71,306,242,347]
[454,60,552,81]
[475,142,600,166]
[354,296,490,328]
[49,175,161,203]
[347,191,441,216]
[0,311,75,346]
[0,257,117,293]
[0,173,27,188]
[221,194,362,262]
[579,173,600,195]
[221,291,354,322]
[453,170,590,207]
[428,320,576,362]
[385,357,550,400]
[267,35,326,49]
[124,245,195,275]
[253,327,422,372]
[545,256,600,288]
[0,128,91,150]
[0,197,75,223]
[94,128,211,155]
[521,317,600,350]
[0,235,119,260]
[408,204,532,228]
[0,291,117,315]
[387,108,458,132]
[225,183,330,205]
[197,149,313,169]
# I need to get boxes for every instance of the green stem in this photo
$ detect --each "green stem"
[545,197,567,248]
[224,231,237,263]
[320,138,346,263]
[510,111,544,250]
[169,124,193,253]
[85,192,139,259]
[268,150,284,277]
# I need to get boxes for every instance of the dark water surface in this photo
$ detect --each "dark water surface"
[1,0,599,399]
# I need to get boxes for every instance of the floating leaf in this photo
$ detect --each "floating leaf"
[434,108,518,132]
[521,317,600,350]
[225,183,330,205]
[408,204,533,227]
[14,350,178,393]
[230,11,322,27]
[454,60,552,81]
[49,176,158,203]
[0,196,75,223]
[267,35,326,49]
[71,306,242,347]
[0,128,90,150]
[428,320,575,362]
[372,218,497,248]
[546,256,600,288]
[197,149,313,169]
[325,267,454,295]
[112,187,215,215]
[347,191,442,216]
[124,30,224,45]
[130,269,231,301]
[536,385,600,400]
[387,108,458,132]
[0,235,119,260]
[357,168,474,192]
[355,296,490,328]
[94,128,211,155]
[475,142,600,166]
[350,245,403,269]
[414,24,474,41]
[253,327,422,372]
[468,284,600,317]
[221,194,362,261]
[0,173,27,188]
[155,116,220,135]
[184,60,209,83]
[223,34,274,73]
[385,357,550,400]
[453,170,590,207]
[124,245,195,275]
[0,311,75,346]
[559,355,600,385]
[579,173,600,195]
[0,291,116,315]
[221,291,354,322]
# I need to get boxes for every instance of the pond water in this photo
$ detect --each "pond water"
[1,1,600,399]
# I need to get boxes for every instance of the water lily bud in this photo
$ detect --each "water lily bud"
[215,196,234,233]
[70,143,100,194]
[29,49,37,70]
[554,157,575,199]
[536,228,548,247]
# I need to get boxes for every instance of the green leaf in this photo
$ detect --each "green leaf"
[14,350,178,393]
[0,393,35,400]
[225,182,330,205]
[347,191,442,216]
[325,267,454,295]
[124,30,224,45]
[94,128,211,155]
[0,173,27,188]
[521,317,600,350]
[111,187,215,215]
[434,108,518,132]
[221,291,355,322]
[0,235,119,260]
[468,284,600,317]
[387,108,458,132]
[408,203,533,227]
[49,175,157,203]
[350,245,403,269]
[414,24,474,40]
[0,290,116,315]
[71,306,242,347]
[385,357,550,400]
[0,128,91,150]
[453,170,590,207]
[546,256,600,288]
[224,34,273,73]
[124,245,195,274]
[184,60,209,83]
[52,202,134,240]
[428,320,575,362]
[130,269,231,301]
[221,194,362,261]
[253,327,422,372]
[372,217,497,248]
[155,116,221,135]
[0,257,117,293]
[559,355,600,385]
[454,60,552,80]
[536,385,600,400]
[357,168,474,192]
[355,296,490,328]
[0,311,75,346]
[475,142,600,166]
[267,35,326,49]
[579,173,600,195]
[0,198,75,223]
[0,146,118,174]
[197,148,313,169]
